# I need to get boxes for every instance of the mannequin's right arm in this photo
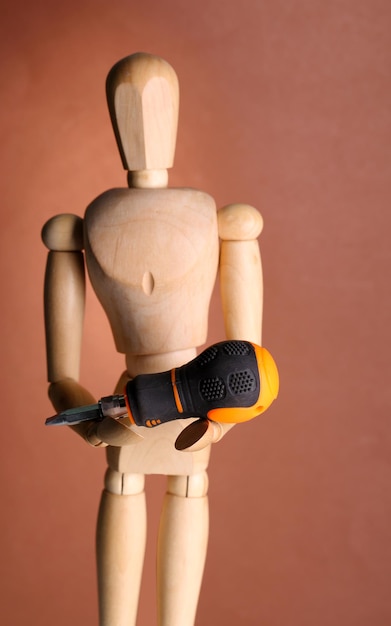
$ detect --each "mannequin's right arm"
[42,213,105,445]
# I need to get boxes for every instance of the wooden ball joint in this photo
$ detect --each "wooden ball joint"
[42,53,267,626]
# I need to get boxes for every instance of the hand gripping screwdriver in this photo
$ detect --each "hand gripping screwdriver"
[45,340,279,429]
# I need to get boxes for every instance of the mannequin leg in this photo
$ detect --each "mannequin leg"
[157,471,209,626]
[96,468,147,626]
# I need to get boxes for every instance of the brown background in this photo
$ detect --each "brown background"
[1,0,390,624]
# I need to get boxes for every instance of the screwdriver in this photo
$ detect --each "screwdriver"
[45,340,279,429]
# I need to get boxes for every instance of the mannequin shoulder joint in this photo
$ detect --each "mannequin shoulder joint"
[42,214,84,251]
[218,203,263,241]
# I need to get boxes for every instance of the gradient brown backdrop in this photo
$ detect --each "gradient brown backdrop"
[1,1,390,624]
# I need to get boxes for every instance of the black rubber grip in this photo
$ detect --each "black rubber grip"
[125,340,260,427]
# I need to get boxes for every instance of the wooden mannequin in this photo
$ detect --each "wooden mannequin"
[42,53,264,626]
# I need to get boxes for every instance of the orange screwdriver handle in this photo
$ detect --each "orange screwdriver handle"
[124,340,279,428]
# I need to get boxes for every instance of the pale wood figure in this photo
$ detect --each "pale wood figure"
[42,53,266,625]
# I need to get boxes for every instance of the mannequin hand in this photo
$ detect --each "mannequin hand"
[48,379,142,447]
[89,416,143,447]
[175,419,235,452]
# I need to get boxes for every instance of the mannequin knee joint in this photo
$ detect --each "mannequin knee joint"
[167,471,209,498]
[104,468,145,495]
